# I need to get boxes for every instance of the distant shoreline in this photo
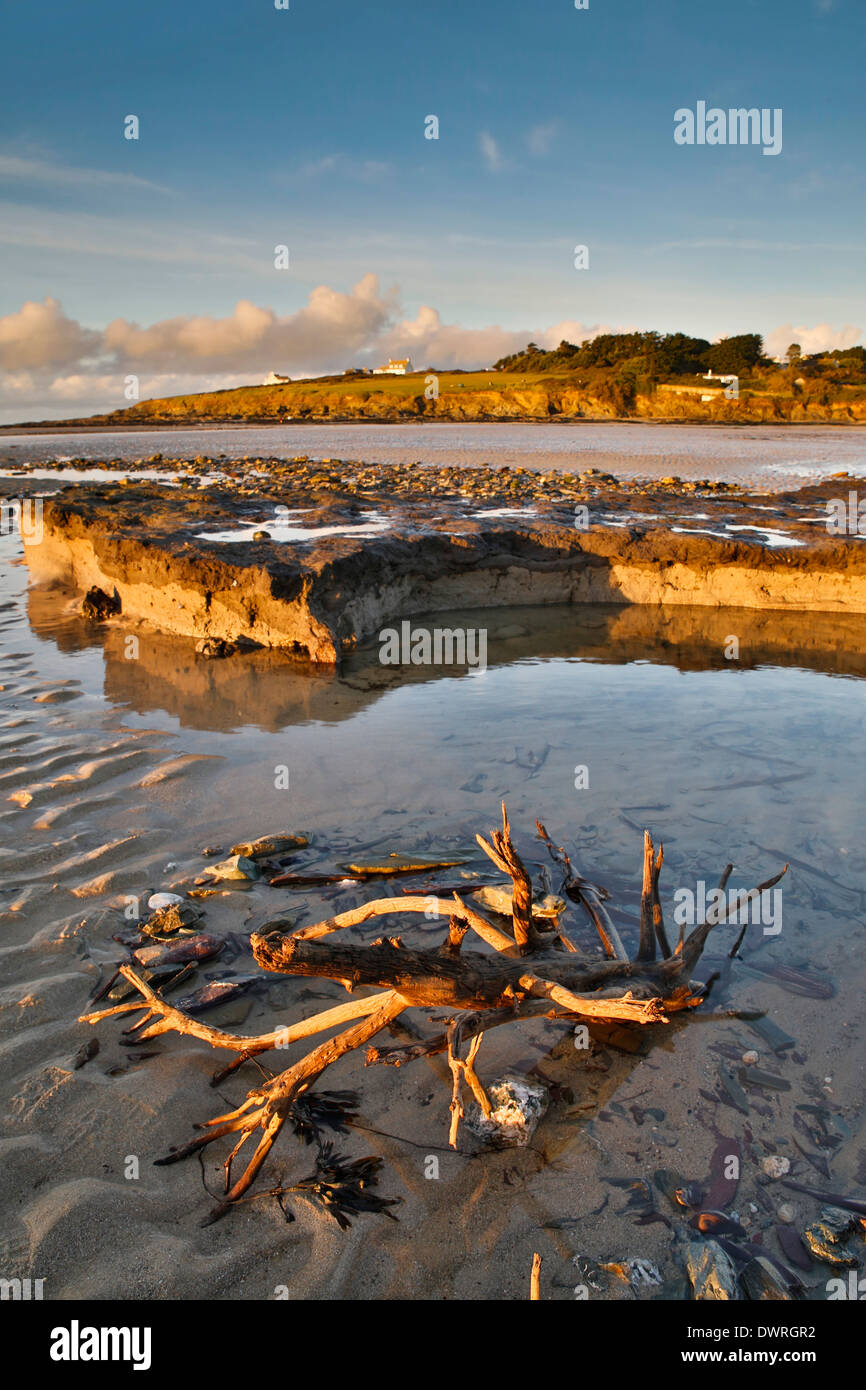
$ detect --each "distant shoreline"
[4,416,866,436]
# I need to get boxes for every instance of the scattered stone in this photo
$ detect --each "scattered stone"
[470,883,565,921]
[777,1203,796,1224]
[133,933,223,967]
[147,891,185,910]
[815,1206,857,1241]
[229,833,309,859]
[252,530,272,541]
[466,1074,548,1148]
[80,586,121,620]
[195,638,235,659]
[799,1206,861,1269]
[203,853,260,882]
[803,1208,860,1269]
[684,1240,740,1300]
[761,1155,791,1179]
[739,1256,793,1301]
[601,1257,663,1289]
[139,902,205,939]
[742,1050,759,1065]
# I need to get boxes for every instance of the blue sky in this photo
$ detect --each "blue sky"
[0,0,863,419]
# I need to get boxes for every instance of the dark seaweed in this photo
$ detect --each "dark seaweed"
[289,1141,402,1230]
[290,1090,360,1144]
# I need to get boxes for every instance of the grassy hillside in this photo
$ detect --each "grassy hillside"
[42,365,866,428]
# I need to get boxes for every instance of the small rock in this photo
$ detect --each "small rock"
[147,892,185,910]
[139,902,204,939]
[204,854,260,882]
[195,638,235,659]
[761,1155,791,1179]
[803,1209,859,1268]
[252,530,271,541]
[163,861,178,872]
[80,586,121,620]
[739,1256,793,1301]
[601,1257,662,1289]
[742,1050,759,1065]
[684,1240,740,1300]
[465,1074,548,1148]
[777,1203,796,1224]
[201,845,223,857]
[230,833,308,860]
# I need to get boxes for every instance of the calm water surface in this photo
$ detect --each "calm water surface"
[2,421,865,490]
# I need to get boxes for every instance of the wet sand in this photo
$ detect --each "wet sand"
[3,419,866,491]
[2,506,865,1299]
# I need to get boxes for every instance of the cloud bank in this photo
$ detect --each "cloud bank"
[0,279,860,421]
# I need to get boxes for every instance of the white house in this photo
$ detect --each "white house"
[263,371,292,386]
[702,370,739,400]
[372,358,412,376]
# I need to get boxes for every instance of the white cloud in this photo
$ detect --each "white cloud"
[0,281,617,422]
[526,123,557,156]
[103,273,397,372]
[0,297,102,370]
[479,131,503,172]
[765,322,863,358]
[0,154,169,194]
[293,153,392,182]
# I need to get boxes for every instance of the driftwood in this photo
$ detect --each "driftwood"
[80,804,787,1224]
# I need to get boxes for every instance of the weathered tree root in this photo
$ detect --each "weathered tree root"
[80,804,787,1223]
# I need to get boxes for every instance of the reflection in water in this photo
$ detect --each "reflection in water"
[22,582,866,732]
[6,541,866,1299]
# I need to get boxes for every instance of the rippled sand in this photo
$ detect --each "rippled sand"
[2,535,865,1300]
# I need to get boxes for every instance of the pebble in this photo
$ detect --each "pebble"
[204,854,260,882]
[761,1155,791,1179]
[742,1050,759,1065]
[465,1074,548,1148]
[147,891,184,910]
[777,1203,796,1224]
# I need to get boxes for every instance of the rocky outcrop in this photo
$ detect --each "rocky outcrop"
[25,482,866,663]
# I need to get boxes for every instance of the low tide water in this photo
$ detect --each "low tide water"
[2,420,866,490]
[1,527,865,1299]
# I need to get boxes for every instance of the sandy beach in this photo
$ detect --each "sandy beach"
[2,455,865,1302]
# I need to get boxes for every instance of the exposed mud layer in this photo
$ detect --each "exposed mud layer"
[21,475,866,662]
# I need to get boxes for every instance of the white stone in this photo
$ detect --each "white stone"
[147,892,184,910]
[466,1074,548,1148]
[761,1155,791,1179]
